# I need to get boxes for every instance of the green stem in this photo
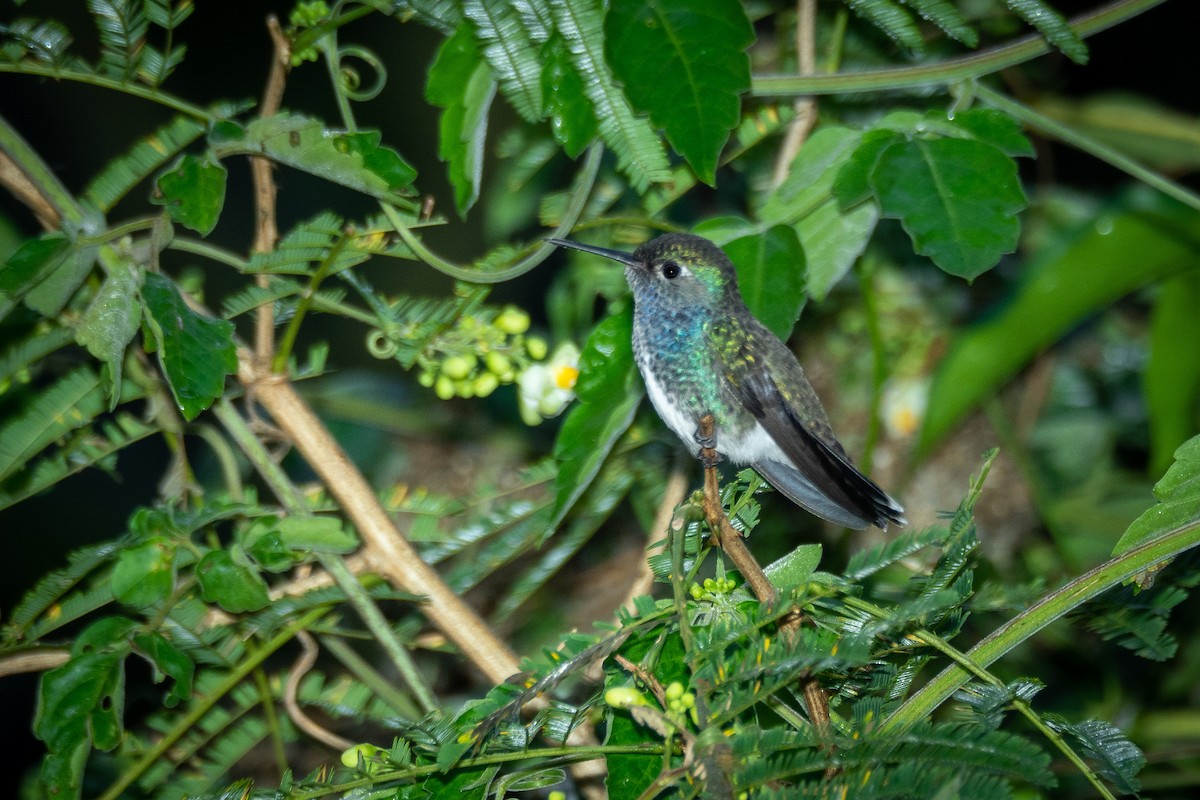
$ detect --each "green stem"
[169,236,252,270]
[751,0,1168,96]
[273,234,348,373]
[98,607,328,800]
[320,633,422,719]
[0,65,216,120]
[382,141,604,282]
[192,423,245,502]
[212,398,440,714]
[972,82,1200,214]
[288,744,665,800]
[843,595,1116,799]
[881,517,1200,734]
[248,653,290,777]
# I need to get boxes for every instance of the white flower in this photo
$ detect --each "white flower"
[517,343,580,425]
[882,376,929,439]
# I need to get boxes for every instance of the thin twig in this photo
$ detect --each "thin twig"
[251,16,291,372]
[770,0,819,189]
[284,631,355,751]
[695,415,830,731]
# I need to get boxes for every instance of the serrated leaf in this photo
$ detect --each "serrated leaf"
[844,0,925,50]
[133,631,194,707]
[540,33,596,157]
[36,616,136,798]
[553,306,642,522]
[548,0,670,192]
[760,126,864,226]
[724,226,806,341]
[464,0,543,122]
[871,136,1026,279]
[606,0,753,185]
[195,549,270,613]
[0,366,104,483]
[902,0,977,46]
[427,24,496,215]
[152,153,227,235]
[1063,719,1144,794]
[211,112,417,204]
[1113,435,1200,555]
[141,271,236,421]
[920,192,1200,453]
[75,261,142,403]
[1006,0,1088,64]
[83,114,207,211]
[111,539,176,608]
[796,198,879,300]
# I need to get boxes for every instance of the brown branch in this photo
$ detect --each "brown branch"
[237,352,522,685]
[618,467,689,616]
[0,148,60,229]
[250,16,291,372]
[695,415,830,732]
[770,0,819,189]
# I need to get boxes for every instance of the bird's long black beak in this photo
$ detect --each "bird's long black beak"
[546,238,640,266]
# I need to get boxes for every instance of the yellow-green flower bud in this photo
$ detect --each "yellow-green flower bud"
[418,370,435,388]
[525,336,548,361]
[339,742,379,768]
[665,681,685,701]
[605,686,647,709]
[496,306,531,335]
[456,379,475,399]
[441,354,474,380]
[485,351,511,376]
[434,375,455,400]
[473,372,499,398]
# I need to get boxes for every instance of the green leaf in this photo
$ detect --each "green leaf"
[276,515,359,553]
[111,539,176,608]
[949,108,1035,157]
[427,24,496,216]
[0,367,104,483]
[871,136,1026,279]
[919,192,1200,453]
[133,631,194,707]
[211,112,417,204]
[1058,718,1144,794]
[25,244,98,317]
[141,271,237,421]
[760,125,864,226]
[0,234,71,298]
[761,543,822,591]
[1113,435,1200,555]
[1006,0,1088,64]
[605,0,753,185]
[540,33,596,157]
[75,260,142,404]
[548,0,670,192]
[36,616,136,798]
[152,153,227,235]
[1145,271,1200,475]
[195,549,270,613]
[724,226,806,341]
[604,712,660,800]
[553,306,642,521]
[464,0,543,122]
[796,198,878,300]
[83,114,207,211]
[901,0,977,46]
[843,0,925,50]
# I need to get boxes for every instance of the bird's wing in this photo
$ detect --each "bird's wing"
[733,366,906,530]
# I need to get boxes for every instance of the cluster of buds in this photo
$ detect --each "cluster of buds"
[412,306,544,398]
[689,576,738,602]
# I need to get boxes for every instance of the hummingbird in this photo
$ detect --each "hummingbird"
[548,232,905,531]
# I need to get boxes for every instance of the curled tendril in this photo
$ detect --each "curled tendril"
[366,328,399,359]
[335,45,387,102]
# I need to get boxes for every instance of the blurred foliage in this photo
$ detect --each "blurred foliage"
[1,0,1200,799]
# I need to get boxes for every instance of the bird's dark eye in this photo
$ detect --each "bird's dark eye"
[661,261,681,279]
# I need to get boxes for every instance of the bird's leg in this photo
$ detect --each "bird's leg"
[694,413,832,735]
[693,417,720,468]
